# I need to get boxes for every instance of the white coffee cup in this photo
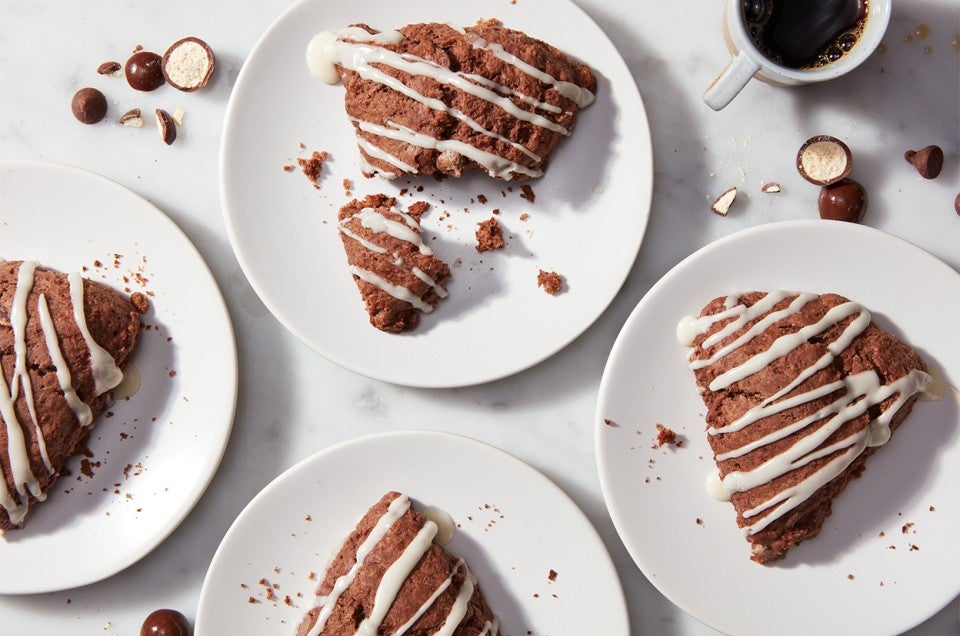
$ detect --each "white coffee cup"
[703,0,891,110]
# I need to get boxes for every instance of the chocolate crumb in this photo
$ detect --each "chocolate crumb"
[476,217,505,252]
[901,522,914,534]
[282,164,295,172]
[548,569,558,582]
[652,423,679,448]
[297,150,329,189]
[847,574,855,580]
[696,518,703,525]
[477,194,488,204]
[520,184,536,203]
[537,269,563,295]
[130,292,149,313]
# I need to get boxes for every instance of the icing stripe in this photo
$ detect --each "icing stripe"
[347,265,435,313]
[356,520,438,635]
[68,272,123,395]
[38,294,93,428]
[10,261,53,472]
[679,292,931,536]
[307,494,412,636]
[307,24,595,179]
[355,119,542,179]
[464,32,595,107]
[392,559,465,636]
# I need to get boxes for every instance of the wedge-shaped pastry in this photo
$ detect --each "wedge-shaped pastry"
[678,291,930,564]
[338,194,450,333]
[307,20,597,181]
[0,260,141,530]
[297,492,500,636]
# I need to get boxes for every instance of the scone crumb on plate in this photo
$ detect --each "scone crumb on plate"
[537,269,563,295]
[476,217,505,252]
[296,150,329,189]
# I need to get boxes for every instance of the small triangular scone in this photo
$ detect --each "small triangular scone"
[307,20,596,181]
[297,492,501,636]
[0,260,141,530]
[678,291,930,564]
[338,194,450,333]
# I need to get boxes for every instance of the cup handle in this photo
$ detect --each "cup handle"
[703,52,761,111]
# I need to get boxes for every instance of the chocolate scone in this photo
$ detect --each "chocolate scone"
[297,492,500,636]
[307,20,596,181]
[339,194,450,333]
[0,260,141,530]
[678,291,930,564]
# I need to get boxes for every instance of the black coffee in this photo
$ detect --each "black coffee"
[742,0,868,69]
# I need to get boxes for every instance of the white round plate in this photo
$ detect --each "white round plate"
[197,430,628,635]
[596,220,960,636]
[0,161,237,594]
[220,0,652,388]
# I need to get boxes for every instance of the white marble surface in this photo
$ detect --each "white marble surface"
[0,0,958,634]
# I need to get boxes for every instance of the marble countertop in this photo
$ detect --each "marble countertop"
[0,0,957,633]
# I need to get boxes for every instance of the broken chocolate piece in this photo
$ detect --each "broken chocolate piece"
[155,109,176,145]
[119,108,143,128]
[711,187,737,216]
[797,135,852,186]
[162,37,215,92]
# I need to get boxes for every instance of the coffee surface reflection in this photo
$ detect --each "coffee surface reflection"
[743,0,868,69]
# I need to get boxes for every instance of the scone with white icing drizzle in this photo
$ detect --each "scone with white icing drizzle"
[0,260,142,530]
[339,194,450,333]
[297,492,500,636]
[307,20,596,181]
[678,291,930,564]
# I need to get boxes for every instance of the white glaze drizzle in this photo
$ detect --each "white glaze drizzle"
[307,23,594,179]
[411,267,448,299]
[68,272,123,395]
[480,619,501,636]
[357,208,433,255]
[9,261,53,472]
[338,201,448,310]
[354,118,542,179]
[37,294,93,428]
[679,292,931,535]
[391,559,467,636]
[330,36,570,134]
[1,263,125,526]
[347,48,546,162]
[464,32,595,107]
[433,566,477,636]
[356,520,438,635]
[708,301,868,392]
[347,266,435,313]
[356,135,418,174]
[306,494,412,636]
